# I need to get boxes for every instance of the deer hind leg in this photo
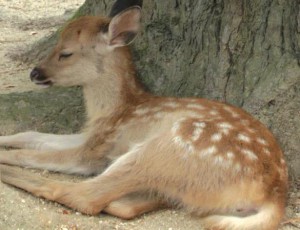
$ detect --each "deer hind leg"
[0,142,155,215]
[104,193,168,219]
[0,165,164,218]
[0,132,87,151]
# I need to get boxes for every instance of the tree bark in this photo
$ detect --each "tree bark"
[21,0,300,177]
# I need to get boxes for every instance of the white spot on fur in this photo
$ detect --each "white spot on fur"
[224,106,240,118]
[227,152,235,159]
[241,119,250,126]
[186,104,205,110]
[232,112,240,118]
[218,122,234,135]
[280,159,286,165]
[218,122,234,129]
[211,133,222,142]
[200,146,217,158]
[193,122,206,128]
[173,136,194,152]
[241,149,258,160]
[186,112,204,119]
[183,98,199,103]
[163,102,180,108]
[192,127,203,141]
[210,110,219,115]
[263,148,271,156]
[221,129,230,135]
[278,167,287,180]
[257,138,268,146]
[214,155,225,165]
[237,134,251,143]
[191,122,206,141]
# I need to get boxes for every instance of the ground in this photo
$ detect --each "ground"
[0,0,299,229]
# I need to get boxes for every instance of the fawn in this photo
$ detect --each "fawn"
[0,1,288,229]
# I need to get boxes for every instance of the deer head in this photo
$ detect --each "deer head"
[30,5,142,88]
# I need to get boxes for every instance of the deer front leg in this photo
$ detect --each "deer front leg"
[0,132,87,151]
[0,147,107,175]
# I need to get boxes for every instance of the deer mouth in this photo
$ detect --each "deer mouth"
[34,80,53,88]
[30,68,53,88]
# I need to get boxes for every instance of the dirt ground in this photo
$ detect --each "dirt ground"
[0,1,299,229]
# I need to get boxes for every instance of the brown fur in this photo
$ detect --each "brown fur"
[0,7,287,230]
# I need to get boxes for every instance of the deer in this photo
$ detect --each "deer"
[0,1,288,229]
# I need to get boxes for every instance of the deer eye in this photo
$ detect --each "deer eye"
[59,52,73,61]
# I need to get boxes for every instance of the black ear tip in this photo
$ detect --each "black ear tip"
[135,0,143,7]
[109,0,143,17]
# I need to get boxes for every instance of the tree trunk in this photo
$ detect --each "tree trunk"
[21,0,300,178]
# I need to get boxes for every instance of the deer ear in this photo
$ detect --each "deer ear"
[108,6,141,48]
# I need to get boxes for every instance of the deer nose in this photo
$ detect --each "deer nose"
[30,67,47,82]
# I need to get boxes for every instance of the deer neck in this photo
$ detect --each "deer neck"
[83,47,146,123]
